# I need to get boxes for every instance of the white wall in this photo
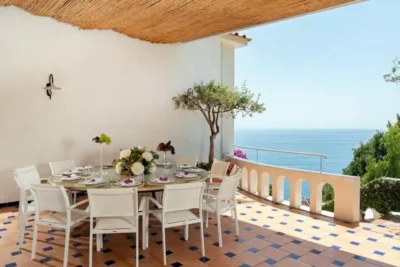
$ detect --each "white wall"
[0,6,222,203]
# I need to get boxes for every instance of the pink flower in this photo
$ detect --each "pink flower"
[124,178,133,184]
[159,176,168,181]
[234,150,247,159]
[184,171,188,175]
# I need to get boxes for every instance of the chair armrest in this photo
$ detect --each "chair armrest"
[203,193,218,199]
[69,199,89,210]
[207,183,221,188]
[139,196,163,212]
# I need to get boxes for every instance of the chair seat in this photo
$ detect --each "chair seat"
[94,217,136,230]
[40,209,88,226]
[202,199,232,213]
[152,210,200,224]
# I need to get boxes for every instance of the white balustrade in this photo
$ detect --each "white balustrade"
[231,157,360,223]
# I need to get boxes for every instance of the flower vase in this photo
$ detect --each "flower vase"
[163,151,167,166]
[100,143,103,178]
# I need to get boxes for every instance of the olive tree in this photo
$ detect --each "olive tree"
[172,80,266,165]
[384,58,400,84]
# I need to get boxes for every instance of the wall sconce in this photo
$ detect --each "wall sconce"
[43,74,61,99]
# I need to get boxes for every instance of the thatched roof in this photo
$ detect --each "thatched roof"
[0,0,362,43]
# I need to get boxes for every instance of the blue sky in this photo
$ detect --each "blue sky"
[235,0,400,130]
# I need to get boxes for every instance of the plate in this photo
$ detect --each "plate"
[61,174,81,181]
[179,164,193,169]
[175,172,198,178]
[62,170,79,176]
[82,178,105,186]
[185,168,203,173]
[75,165,93,171]
[154,177,175,184]
[120,179,141,187]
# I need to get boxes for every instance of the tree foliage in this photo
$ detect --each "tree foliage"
[173,80,266,164]
[384,58,400,84]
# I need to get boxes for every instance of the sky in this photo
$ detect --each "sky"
[235,0,400,130]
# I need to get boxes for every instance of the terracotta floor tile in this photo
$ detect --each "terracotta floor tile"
[243,237,272,250]
[266,233,293,246]
[344,258,380,267]
[321,248,355,263]
[257,246,289,261]
[276,257,311,267]
[234,250,266,266]
[206,254,242,267]
[299,252,334,267]
[280,242,312,256]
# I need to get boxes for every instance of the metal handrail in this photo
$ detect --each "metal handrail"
[233,144,327,173]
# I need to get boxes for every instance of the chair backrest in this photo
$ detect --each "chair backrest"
[87,188,138,218]
[217,170,242,200]
[210,160,230,178]
[177,157,198,166]
[49,160,76,175]
[14,165,41,190]
[30,184,69,213]
[163,183,205,213]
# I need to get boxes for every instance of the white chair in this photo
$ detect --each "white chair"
[176,157,198,167]
[49,160,79,203]
[148,183,206,265]
[13,165,42,249]
[209,159,230,182]
[203,171,242,247]
[87,188,140,267]
[30,184,89,267]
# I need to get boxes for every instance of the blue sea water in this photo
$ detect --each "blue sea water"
[234,129,376,199]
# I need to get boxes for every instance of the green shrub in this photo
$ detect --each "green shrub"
[361,178,400,215]
[322,200,334,212]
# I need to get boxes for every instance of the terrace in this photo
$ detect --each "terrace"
[1,0,399,266]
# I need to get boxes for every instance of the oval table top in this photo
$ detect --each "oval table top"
[47,166,209,192]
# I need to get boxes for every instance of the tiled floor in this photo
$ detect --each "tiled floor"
[0,191,399,267]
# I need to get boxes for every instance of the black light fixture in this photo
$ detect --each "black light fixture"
[44,74,61,99]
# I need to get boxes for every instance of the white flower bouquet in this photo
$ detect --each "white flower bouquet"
[113,146,159,176]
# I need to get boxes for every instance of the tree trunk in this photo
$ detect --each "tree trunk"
[208,134,216,166]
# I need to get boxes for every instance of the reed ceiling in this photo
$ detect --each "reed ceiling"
[0,0,359,43]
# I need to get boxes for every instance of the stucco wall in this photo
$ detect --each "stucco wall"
[0,6,222,203]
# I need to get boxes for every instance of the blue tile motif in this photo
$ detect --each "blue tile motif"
[297,219,304,223]
[367,238,377,242]
[295,228,303,232]
[40,258,51,264]
[225,252,236,258]
[311,236,321,241]
[346,230,355,234]
[310,249,321,254]
[350,241,360,246]
[43,246,53,252]
[271,243,281,249]
[267,216,274,219]
[393,246,400,251]
[104,260,116,265]
[256,234,265,239]
[373,251,385,256]
[384,234,394,238]
[263,225,270,228]
[265,258,277,265]
[244,227,252,231]
[189,246,198,251]
[331,245,341,250]
[280,222,287,225]
[248,247,259,253]
[102,248,112,253]
[72,253,83,258]
[354,255,366,261]
[288,254,300,260]
[332,260,345,266]
[5,263,17,267]
[11,251,21,256]
[199,257,210,263]
[312,226,320,229]
[240,264,251,267]
[292,240,302,244]
[330,233,338,237]
[172,263,182,267]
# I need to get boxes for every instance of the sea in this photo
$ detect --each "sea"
[234,129,376,200]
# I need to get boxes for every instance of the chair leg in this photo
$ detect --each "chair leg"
[184,224,189,241]
[136,230,139,267]
[199,222,205,257]
[216,211,223,247]
[18,210,25,249]
[89,231,93,267]
[233,206,240,236]
[162,226,167,265]
[205,212,209,228]
[63,227,70,267]
[31,223,38,259]
[73,192,77,204]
